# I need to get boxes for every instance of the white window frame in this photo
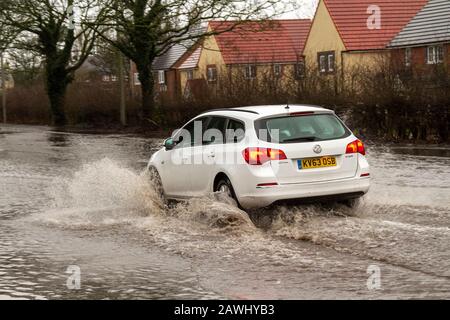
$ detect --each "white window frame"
[207,66,217,82]
[158,70,166,85]
[427,46,436,64]
[186,69,194,80]
[134,73,141,86]
[295,61,305,79]
[245,65,257,79]
[328,54,335,72]
[405,47,412,67]
[319,54,327,73]
[318,51,335,74]
[273,64,282,77]
[437,45,444,63]
[427,45,444,65]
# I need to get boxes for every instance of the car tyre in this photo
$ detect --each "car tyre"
[342,197,362,208]
[148,167,165,200]
[215,177,241,208]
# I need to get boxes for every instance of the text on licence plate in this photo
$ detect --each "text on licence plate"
[298,156,337,170]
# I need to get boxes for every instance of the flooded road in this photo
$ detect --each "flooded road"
[0,124,449,299]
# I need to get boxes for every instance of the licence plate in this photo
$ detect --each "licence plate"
[298,156,337,170]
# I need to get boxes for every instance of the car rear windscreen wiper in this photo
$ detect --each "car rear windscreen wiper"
[281,136,318,143]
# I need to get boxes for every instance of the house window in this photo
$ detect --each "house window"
[427,45,444,64]
[328,55,335,72]
[437,45,444,63]
[207,65,217,82]
[102,75,110,82]
[245,65,257,79]
[134,73,141,86]
[158,70,166,84]
[405,48,412,67]
[111,75,118,82]
[295,62,305,79]
[273,64,282,77]
[186,69,194,80]
[319,55,327,73]
[318,51,335,74]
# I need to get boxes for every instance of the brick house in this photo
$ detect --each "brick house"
[130,27,206,103]
[388,0,450,74]
[303,0,428,85]
[176,19,312,99]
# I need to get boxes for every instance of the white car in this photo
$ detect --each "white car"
[148,105,370,210]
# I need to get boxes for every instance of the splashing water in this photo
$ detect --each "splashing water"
[38,158,253,232]
[49,158,164,212]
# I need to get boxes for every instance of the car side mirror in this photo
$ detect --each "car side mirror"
[164,138,175,151]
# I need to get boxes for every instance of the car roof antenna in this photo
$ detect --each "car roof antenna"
[285,103,290,111]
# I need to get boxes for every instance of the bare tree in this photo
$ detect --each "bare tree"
[0,20,18,123]
[0,0,107,125]
[99,0,291,124]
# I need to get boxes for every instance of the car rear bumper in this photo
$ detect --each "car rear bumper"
[237,176,370,209]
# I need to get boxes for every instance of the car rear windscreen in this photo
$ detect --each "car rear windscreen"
[255,114,351,143]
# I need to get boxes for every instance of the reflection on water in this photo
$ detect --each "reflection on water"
[389,145,450,158]
[47,132,71,148]
[0,125,449,299]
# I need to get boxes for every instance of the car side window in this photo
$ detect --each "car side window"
[204,117,227,145]
[226,119,246,143]
[175,117,209,148]
[175,121,194,148]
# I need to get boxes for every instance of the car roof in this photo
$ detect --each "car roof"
[199,105,333,120]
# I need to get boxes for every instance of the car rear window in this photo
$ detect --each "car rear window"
[255,114,351,143]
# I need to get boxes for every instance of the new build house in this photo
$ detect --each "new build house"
[130,27,206,103]
[303,0,428,83]
[176,19,312,99]
[388,0,450,72]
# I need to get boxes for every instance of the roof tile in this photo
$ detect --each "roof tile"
[209,20,312,64]
[323,0,428,50]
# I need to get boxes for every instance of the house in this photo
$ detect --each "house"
[303,0,428,81]
[76,55,116,84]
[176,19,312,98]
[130,27,206,103]
[388,0,450,72]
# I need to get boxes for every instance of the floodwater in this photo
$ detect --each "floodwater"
[0,125,449,300]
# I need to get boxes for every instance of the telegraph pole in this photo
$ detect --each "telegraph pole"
[1,51,6,124]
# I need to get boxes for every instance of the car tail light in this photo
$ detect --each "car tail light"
[243,148,287,165]
[346,140,366,156]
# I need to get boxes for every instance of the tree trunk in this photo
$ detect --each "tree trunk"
[137,63,156,124]
[45,64,70,126]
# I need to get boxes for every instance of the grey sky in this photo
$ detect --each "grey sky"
[276,0,318,19]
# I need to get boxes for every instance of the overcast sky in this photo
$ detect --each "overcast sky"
[276,0,318,19]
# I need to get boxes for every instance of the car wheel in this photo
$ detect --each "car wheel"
[215,177,240,207]
[148,167,165,200]
[342,197,361,208]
